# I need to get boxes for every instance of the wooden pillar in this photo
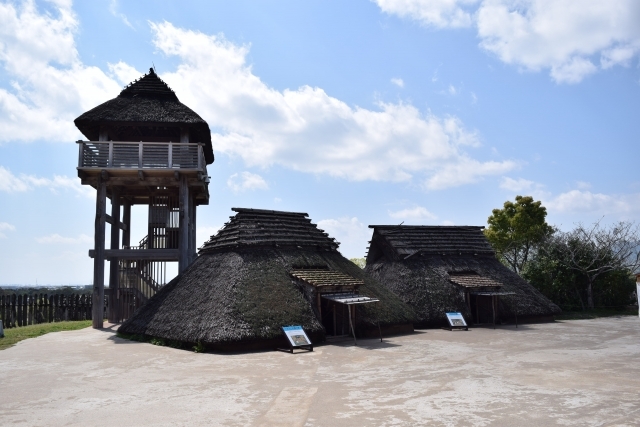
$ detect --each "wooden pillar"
[189,194,196,263]
[178,175,190,273]
[92,174,107,329]
[108,189,121,323]
[122,200,131,248]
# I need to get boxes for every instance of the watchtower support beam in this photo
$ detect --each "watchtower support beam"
[108,188,121,323]
[122,200,131,248]
[92,173,107,329]
[178,175,190,273]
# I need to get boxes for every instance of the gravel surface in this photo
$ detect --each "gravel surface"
[1,317,639,426]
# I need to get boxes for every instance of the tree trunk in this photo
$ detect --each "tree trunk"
[586,279,594,309]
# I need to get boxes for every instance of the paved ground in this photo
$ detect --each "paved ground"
[1,317,639,427]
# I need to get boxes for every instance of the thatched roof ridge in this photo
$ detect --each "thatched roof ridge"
[367,225,494,262]
[200,208,339,253]
[74,68,214,164]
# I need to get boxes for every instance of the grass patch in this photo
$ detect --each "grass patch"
[556,306,638,321]
[0,320,92,351]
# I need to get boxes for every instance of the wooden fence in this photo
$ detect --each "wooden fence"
[0,294,106,329]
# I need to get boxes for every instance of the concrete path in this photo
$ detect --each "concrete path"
[1,317,639,426]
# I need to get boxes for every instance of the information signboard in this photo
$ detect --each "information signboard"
[280,326,313,353]
[445,312,468,330]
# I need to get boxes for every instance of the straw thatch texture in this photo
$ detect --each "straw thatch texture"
[365,226,561,327]
[74,68,213,164]
[119,209,415,349]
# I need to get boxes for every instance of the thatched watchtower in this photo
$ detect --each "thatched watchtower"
[365,225,561,327]
[74,68,214,328]
[118,208,415,350]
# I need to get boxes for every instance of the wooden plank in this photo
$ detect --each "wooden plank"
[93,174,107,329]
[88,249,180,261]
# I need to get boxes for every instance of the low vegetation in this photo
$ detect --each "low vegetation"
[0,320,92,351]
[485,196,639,312]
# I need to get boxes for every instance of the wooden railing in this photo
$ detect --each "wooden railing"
[77,141,205,171]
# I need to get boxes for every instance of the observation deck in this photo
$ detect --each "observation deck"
[76,140,210,205]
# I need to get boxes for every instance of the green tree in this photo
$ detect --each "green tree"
[485,196,554,274]
[349,258,366,269]
[523,229,637,311]
[550,220,640,309]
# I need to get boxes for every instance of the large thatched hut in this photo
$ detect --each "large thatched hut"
[119,208,415,350]
[364,225,561,328]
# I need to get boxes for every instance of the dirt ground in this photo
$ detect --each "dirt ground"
[1,316,639,427]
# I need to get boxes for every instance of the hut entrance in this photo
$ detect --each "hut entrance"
[469,293,495,325]
[321,293,380,345]
[320,297,351,337]
[289,268,380,344]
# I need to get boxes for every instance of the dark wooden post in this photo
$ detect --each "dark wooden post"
[92,173,107,329]
[122,200,131,248]
[108,188,121,323]
[178,175,190,273]
[189,194,196,263]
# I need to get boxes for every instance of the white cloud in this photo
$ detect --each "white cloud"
[36,233,92,244]
[109,0,134,29]
[448,84,457,95]
[375,0,479,28]
[544,190,640,215]
[476,0,640,84]
[0,0,121,142]
[227,171,269,193]
[317,217,371,258]
[153,21,513,187]
[424,158,517,190]
[388,206,437,221]
[196,225,220,248]
[499,176,538,192]
[0,222,16,239]
[0,166,92,197]
[108,61,141,86]
[391,77,405,87]
[376,0,640,83]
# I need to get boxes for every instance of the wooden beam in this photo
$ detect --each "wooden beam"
[89,249,180,261]
[178,175,190,273]
[122,201,131,248]
[108,189,120,323]
[189,193,196,263]
[105,214,128,231]
[92,175,107,329]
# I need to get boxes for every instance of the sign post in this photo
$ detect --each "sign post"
[445,312,468,331]
[278,326,313,353]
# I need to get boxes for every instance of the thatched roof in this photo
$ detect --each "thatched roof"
[366,225,494,262]
[74,68,214,164]
[200,208,339,252]
[119,209,415,350]
[365,226,561,327]
[448,272,502,289]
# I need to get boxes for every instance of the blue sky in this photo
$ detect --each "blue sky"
[0,0,639,285]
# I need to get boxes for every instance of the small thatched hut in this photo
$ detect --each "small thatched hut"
[364,225,561,327]
[119,208,415,350]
